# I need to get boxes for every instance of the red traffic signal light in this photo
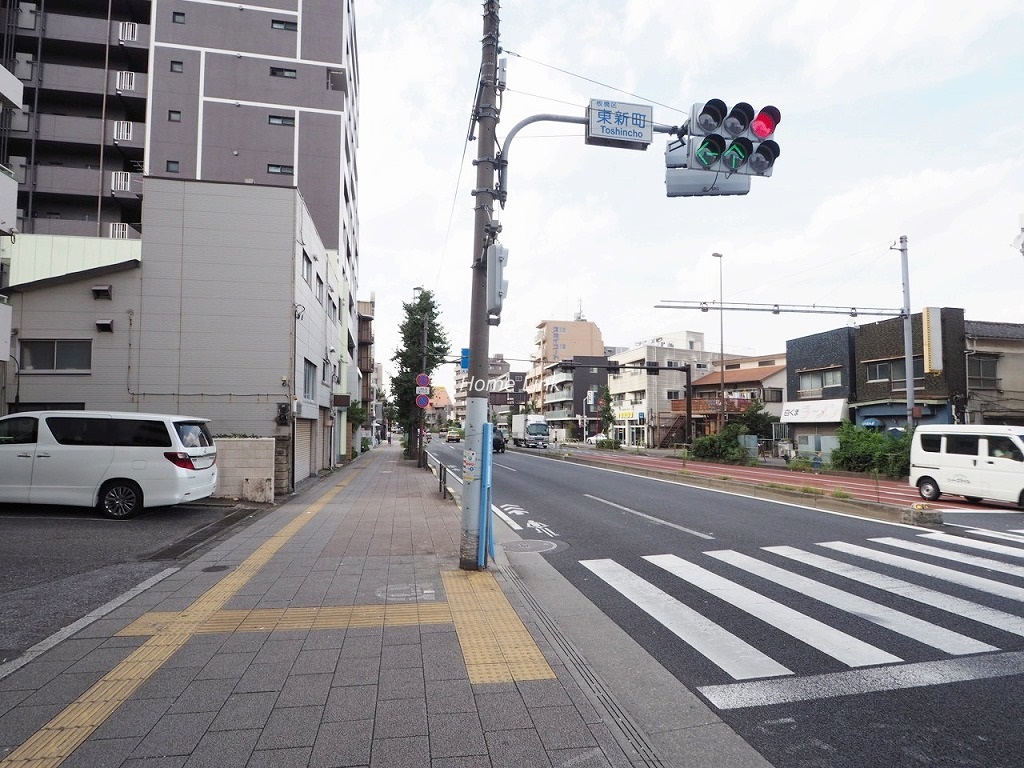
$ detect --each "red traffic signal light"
[687,100,782,177]
[751,106,780,139]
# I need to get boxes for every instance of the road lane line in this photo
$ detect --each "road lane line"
[706,550,995,655]
[580,558,791,680]
[645,554,902,668]
[584,494,714,539]
[699,651,1024,710]
[820,541,1024,602]
[766,545,1024,639]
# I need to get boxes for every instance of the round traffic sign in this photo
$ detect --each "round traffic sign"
[416,373,430,387]
[415,394,430,409]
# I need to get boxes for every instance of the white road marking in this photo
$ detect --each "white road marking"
[699,651,1024,710]
[767,545,1024,639]
[872,536,1024,579]
[706,550,995,655]
[583,494,714,539]
[922,530,1024,555]
[646,554,902,668]
[580,558,792,680]
[820,541,1024,603]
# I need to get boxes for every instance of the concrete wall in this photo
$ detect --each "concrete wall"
[214,437,276,502]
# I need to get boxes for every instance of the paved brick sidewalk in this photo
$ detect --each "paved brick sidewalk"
[0,445,637,768]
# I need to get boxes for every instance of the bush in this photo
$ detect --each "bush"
[361,437,371,453]
[595,438,620,450]
[690,423,751,464]
[829,421,911,478]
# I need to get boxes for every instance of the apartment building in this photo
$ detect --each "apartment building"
[0,1,363,484]
[525,318,604,408]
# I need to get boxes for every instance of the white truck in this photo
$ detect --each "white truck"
[510,414,549,448]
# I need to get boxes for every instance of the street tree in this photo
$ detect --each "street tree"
[391,290,451,458]
[598,386,615,435]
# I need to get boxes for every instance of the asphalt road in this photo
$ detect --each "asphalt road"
[0,499,271,666]
[433,442,1024,767]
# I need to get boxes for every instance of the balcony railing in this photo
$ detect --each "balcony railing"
[670,397,752,415]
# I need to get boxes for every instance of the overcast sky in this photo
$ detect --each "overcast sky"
[356,1,1024,398]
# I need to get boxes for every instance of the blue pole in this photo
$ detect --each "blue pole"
[478,423,493,568]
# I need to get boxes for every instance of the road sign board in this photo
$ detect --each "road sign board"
[586,99,653,151]
[415,386,430,395]
[415,394,430,409]
[416,373,430,387]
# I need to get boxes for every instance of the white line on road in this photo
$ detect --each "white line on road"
[872,536,1024,579]
[492,505,523,530]
[821,541,1024,602]
[579,558,792,680]
[766,545,1024,639]
[646,554,902,668]
[583,494,714,539]
[699,651,1024,710]
[706,550,995,655]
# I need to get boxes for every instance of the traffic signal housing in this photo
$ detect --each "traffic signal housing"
[688,100,781,177]
[485,242,509,318]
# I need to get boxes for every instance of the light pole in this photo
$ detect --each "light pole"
[713,252,725,433]
[413,286,427,466]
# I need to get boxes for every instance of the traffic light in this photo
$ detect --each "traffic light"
[485,242,508,316]
[688,100,781,177]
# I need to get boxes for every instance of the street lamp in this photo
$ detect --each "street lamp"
[713,252,725,433]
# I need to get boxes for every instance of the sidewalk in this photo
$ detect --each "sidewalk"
[0,445,646,768]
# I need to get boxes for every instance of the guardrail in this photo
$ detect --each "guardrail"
[424,449,461,501]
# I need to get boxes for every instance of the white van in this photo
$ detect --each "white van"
[0,411,218,519]
[909,424,1024,507]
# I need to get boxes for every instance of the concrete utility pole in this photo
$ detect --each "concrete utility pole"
[460,1,500,570]
[897,235,915,427]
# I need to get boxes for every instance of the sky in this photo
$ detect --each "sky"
[356,1,1024,399]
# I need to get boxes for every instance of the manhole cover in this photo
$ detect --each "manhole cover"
[503,540,559,553]
[202,565,230,573]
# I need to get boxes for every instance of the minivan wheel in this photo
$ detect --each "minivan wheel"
[98,480,143,519]
[917,477,941,502]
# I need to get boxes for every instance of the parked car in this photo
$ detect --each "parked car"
[446,429,461,442]
[0,410,218,519]
[586,433,610,444]
[492,432,506,453]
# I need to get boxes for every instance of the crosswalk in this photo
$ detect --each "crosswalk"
[580,529,1024,709]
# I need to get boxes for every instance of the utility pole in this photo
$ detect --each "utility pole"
[897,235,915,427]
[460,1,500,570]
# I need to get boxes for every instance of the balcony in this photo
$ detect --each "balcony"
[672,397,753,415]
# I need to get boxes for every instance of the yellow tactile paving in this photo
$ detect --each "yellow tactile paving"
[442,569,555,684]
[0,472,358,768]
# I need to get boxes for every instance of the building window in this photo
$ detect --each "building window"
[268,164,294,175]
[888,358,924,392]
[168,110,181,122]
[763,388,783,403]
[270,67,297,79]
[269,115,296,126]
[271,19,298,31]
[170,60,183,73]
[166,161,179,173]
[866,362,890,382]
[303,360,316,399]
[968,355,999,389]
[21,340,92,371]
[322,360,330,383]
[328,299,338,321]
[172,11,185,23]
[316,275,324,303]
[301,251,313,285]
[667,390,681,400]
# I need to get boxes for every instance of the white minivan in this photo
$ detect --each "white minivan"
[0,411,218,519]
[909,424,1024,507]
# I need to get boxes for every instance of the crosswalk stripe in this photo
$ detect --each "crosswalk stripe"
[767,546,1024,639]
[579,558,792,680]
[922,531,1024,553]
[706,550,996,655]
[820,541,1024,603]
[872,537,1024,579]
[645,554,902,668]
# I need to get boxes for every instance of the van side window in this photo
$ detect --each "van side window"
[48,417,110,445]
[947,435,979,455]
[989,437,1023,461]
[0,417,38,445]
[919,434,942,453]
[111,419,173,447]
[175,422,213,448]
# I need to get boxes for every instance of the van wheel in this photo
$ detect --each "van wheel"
[917,477,941,501]
[98,480,143,519]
